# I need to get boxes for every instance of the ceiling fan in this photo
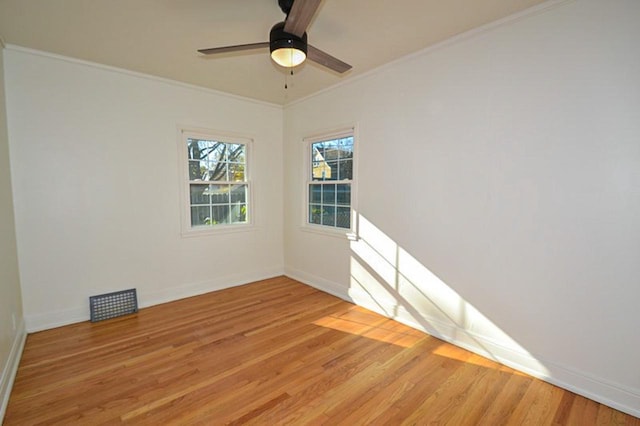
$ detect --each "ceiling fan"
[198,0,352,74]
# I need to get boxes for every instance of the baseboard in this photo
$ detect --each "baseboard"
[25,307,87,333]
[25,266,285,333]
[0,318,26,422]
[139,266,285,309]
[284,269,640,418]
[284,267,351,301]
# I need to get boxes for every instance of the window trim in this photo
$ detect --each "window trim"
[178,126,254,237]
[302,125,358,239]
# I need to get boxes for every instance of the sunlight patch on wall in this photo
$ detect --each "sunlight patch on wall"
[348,214,548,375]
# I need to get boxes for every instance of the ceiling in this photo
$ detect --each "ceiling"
[0,0,546,105]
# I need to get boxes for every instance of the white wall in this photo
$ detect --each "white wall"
[3,0,640,418]
[0,46,25,420]
[284,0,640,416]
[4,47,284,332]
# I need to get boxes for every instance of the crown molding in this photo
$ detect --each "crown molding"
[3,44,283,110]
[285,0,574,108]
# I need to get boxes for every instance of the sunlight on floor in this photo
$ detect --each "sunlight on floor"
[430,343,530,374]
[312,306,424,348]
[312,309,531,372]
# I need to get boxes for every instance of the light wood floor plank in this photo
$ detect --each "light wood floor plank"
[4,276,638,425]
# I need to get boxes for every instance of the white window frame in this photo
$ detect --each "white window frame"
[302,126,357,238]
[178,127,254,237]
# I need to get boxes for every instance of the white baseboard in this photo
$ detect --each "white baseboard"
[25,266,285,333]
[139,266,284,309]
[284,268,640,418]
[0,318,26,422]
[25,307,87,333]
[284,266,349,301]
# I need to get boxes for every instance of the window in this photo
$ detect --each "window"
[306,130,354,231]
[180,129,251,232]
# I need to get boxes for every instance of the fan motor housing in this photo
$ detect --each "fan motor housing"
[269,21,307,55]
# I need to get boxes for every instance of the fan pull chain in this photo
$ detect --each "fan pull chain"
[284,48,295,89]
[284,69,294,89]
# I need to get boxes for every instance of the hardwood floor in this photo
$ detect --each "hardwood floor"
[4,276,639,425]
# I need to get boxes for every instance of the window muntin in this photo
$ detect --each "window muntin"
[307,135,354,230]
[186,136,249,228]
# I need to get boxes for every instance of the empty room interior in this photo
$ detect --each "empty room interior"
[1,0,639,424]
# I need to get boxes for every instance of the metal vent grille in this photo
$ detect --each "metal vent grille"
[89,289,138,322]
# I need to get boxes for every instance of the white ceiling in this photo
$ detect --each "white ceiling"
[0,0,546,105]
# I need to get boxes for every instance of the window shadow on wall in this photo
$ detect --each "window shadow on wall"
[347,213,548,376]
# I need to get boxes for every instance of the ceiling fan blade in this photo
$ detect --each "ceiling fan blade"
[307,45,352,73]
[198,42,269,55]
[284,0,321,37]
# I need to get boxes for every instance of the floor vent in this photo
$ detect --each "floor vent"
[89,289,138,322]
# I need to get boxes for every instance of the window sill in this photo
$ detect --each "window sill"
[300,224,357,241]
[181,223,255,238]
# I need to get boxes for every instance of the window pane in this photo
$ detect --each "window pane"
[190,185,209,205]
[209,184,230,204]
[311,136,353,181]
[230,184,247,203]
[322,206,336,227]
[230,204,247,224]
[312,142,337,181]
[309,204,322,224]
[322,184,336,205]
[228,144,246,164]
[312,163,332,181]
[309,184,322,204]
[312,150,332,180]
[211,205,230,225]
[188,160,202,180]
[203,142,227,162]
[187,139,198,160]
[315,140,338,157]
[187,139,207,160]
[319,161,337,181]
[204,162,227,181]
[191,206,210,226]
[336,184,350,206]
[323,148,340,165]
[336,207,351,229]
[189,139,230,161]
[228,163,245,181]
[338,159,353,180]
[337,137,354,159]
[313,141,326,154]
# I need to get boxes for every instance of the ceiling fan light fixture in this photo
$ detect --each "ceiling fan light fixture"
[271,48,306,67]
[270,21,307,68]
